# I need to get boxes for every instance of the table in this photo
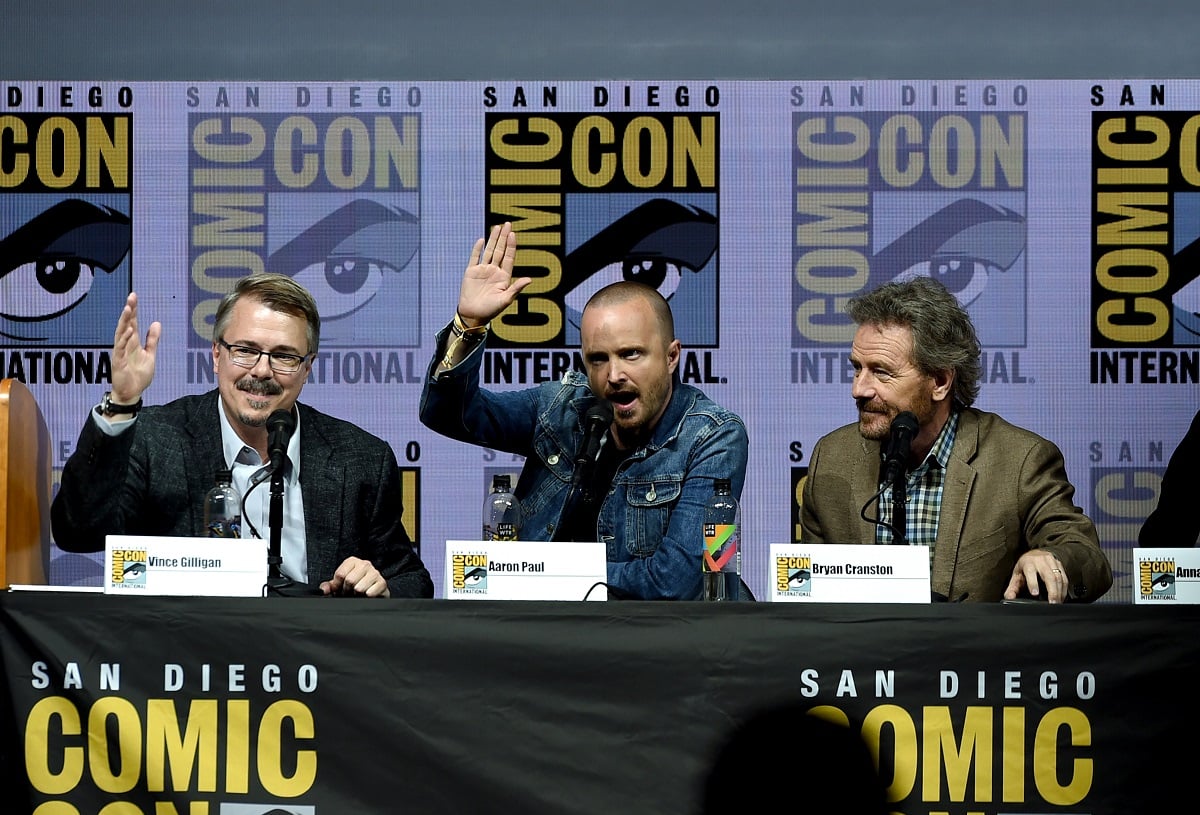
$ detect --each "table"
[2,594,1196,814]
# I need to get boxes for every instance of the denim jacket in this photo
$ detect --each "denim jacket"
[420,327,749,600]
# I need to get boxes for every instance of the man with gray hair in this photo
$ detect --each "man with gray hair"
[800,277,1112,603]
[52,273,432,598]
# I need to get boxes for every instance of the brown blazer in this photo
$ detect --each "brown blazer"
[800,408,1113,602]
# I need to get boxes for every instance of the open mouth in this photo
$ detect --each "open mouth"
[608,392,638,415]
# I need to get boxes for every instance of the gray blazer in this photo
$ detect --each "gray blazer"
[800,408,1113,602]
[51,390,432,598]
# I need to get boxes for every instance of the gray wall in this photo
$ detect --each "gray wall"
[3,0,1199,80]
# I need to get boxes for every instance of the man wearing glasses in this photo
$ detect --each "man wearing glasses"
[51,273,433,598]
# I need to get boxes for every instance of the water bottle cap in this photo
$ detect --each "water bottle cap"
[714,477,732,492]
[492,473,512,491]
[214,468,232,484]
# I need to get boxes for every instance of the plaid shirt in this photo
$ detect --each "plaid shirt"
[876,410,962,565]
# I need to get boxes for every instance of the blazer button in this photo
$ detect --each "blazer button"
[646,487,656,501]
[548,454,560,465]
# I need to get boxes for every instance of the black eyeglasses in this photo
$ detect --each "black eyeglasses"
[218,340,310,373]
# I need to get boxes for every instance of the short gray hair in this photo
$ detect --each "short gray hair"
[846,277,981,407]
[212,273,321,354]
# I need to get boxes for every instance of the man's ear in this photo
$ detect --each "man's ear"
[667,339,681,375]
[931,368,954,403]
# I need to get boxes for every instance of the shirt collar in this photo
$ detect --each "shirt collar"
[216,400,301,481]
[924,408,960,471]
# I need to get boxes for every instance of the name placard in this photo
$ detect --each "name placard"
[1132,547,1200,604]
[444,540,607,601]
[105,535,267,597]
[768,543,931,603]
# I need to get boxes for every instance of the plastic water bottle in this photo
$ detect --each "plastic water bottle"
[483,473,522,541]
[204,468,242,538]
[702,477,741,601]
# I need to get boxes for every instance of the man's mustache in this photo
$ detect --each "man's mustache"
[237,377,283,397]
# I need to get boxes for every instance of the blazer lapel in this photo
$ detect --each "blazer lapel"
[850,434,883,544]
[933,410,979,593]
[297,408,343,579]
[184,392,230,533]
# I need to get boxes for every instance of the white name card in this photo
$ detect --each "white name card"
[1132,548,1200,604]
[444,540,607,601]
[105,535,267,597]
[768,543,931,603]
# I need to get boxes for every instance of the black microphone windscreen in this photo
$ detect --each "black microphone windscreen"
[891,411,919,435]
[585,401,614,425]
[267,408,296,438]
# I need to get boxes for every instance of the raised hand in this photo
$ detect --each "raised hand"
[457,222,531,327]
[110,292,162,404]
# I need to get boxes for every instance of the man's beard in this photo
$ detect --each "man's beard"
[236,377,283,426]
[856,390,934,441]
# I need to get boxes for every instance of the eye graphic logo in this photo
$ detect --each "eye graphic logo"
[562,197,718,345]
[869,197,1027,347]
[463,566,488,591]
[266,198,420,347]
[873,198,1024,301]
[0,198,132,343]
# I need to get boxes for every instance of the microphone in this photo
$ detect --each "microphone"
[262,407,320,597]
[571,401,614,489]
[880,411,919,484]
[266,408,297,473]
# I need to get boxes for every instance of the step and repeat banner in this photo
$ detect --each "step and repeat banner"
[2,79,1195,600]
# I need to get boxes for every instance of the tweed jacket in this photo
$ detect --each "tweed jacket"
[51,390,433,598]
[800,408,1112,602]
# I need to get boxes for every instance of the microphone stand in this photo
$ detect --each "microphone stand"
[265,461,323,597]
[552,458,599,542]
[890,468,907,545]
[552,487,580,542]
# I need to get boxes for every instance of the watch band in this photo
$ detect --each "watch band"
[98,391,143,417]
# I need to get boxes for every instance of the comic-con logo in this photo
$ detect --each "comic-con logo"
[451,553,488,594]
[482,112,719,355]
[1139,558,1175,600]
[1090,111,1200,383]
[187,113,421,352]
[1089,464,1162,599]
[792,467,809,543]
[775,555,812,597]
[401,466,421,555]
[791,110,1028,383]
[0,113,132,350]
[110,548,147,589]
